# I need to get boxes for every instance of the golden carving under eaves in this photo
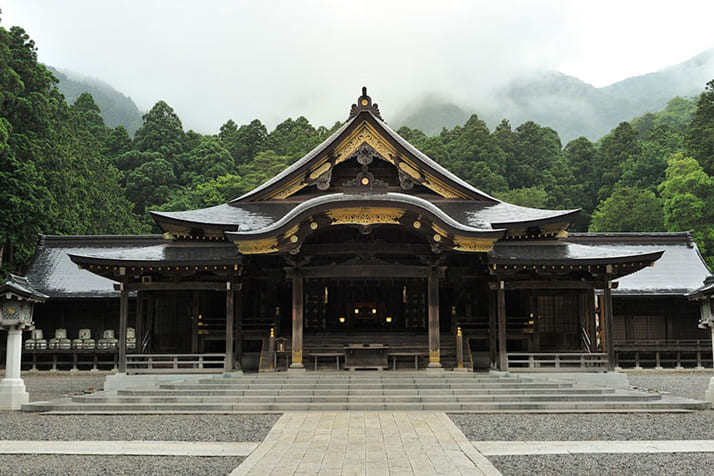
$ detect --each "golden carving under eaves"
[235,238,279,255]
[452,236,496,252]
[326,207,405,226]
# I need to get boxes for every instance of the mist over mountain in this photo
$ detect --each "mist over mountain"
[48,66,143,135]
[395,48,714,142]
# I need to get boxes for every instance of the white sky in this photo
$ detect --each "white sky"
[3,0,713,132]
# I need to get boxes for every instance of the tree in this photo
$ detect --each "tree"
[589,187,665,232]
[686,79,714,174]
[659,153,714,265]
[496,186,548,208]
[181,136,235,186]
[219,118,268,165]
[595,122,641,201]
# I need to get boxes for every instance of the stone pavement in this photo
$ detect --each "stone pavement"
[474,439,714,455]
[230,412,502,476]
[0,440,257,456]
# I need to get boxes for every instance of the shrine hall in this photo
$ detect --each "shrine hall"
[24,88,681,375]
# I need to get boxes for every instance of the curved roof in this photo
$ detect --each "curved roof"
[226,192,505,240]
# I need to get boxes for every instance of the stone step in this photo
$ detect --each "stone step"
[26,398,709,413]
[73,392,657,404]
[119,386,615,397]
[161,382,575,391]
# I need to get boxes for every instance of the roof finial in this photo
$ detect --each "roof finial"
[349,86,383,120]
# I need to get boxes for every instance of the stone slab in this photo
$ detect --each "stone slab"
[473,440,714,455]
[231,412,502,476]
[0,440,257,456]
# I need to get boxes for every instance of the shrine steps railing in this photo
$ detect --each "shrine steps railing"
[507,352,608,371]
[126,353,226,374]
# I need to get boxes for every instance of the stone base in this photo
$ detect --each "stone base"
[0,378,30,410]
[288,364,306,373]
[103,373,204,392]
[221,371,243,378]
[452,367,471,372]
[705,376,714,409]
[426,364,445,373]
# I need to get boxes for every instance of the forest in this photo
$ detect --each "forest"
[2,23,714,273]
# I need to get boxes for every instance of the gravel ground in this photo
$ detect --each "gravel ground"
[626,370,713,400]
[21,371,110,403]
[452,370,714,476]
[1,373,276,475]
[0,455,244,476]
[490,453,714,476]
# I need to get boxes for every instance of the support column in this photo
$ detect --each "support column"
[603,280,615,371]
[497,281,508,371]
[135,291,144,352]
[191,291,200,353]
[0,328,29,409]
[427,271,442,369]
[118,277,128,374]
[586,289,597,353]
[488,290,497,369]
[234,285,242,371]
[290,270,304,370]
[225,281,235,372]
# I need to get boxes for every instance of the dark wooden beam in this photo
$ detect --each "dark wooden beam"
[301,264,433,279]
[427,271,441,368]
[497,282,507,370]
[488,280,616,290]
[301,243,431,256]
[117,282,229,292]
[225,281,234,372]
[118,277,128,373]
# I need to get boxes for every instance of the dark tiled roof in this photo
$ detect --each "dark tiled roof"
[488,241,663,276]
[69,241,242,267]
[151,202,296,232]
[226,193,505,240]
[0,274,48,302]
[435,201,579,229]
[567,232,712,295]
[687,276,714,299]
[25,235,163,298]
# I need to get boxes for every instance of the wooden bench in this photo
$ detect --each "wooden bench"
[388,351,428,370]
[308,352,345,371]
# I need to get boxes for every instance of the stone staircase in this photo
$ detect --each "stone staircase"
[23,372,709,413]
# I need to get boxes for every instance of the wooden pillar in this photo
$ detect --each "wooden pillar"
[290,270,304,369]
[603,281,615,371]
[118,274,128,373]
[135,291,144,351]
[234,285,242,371]
[586,290,597,353]
[191,291,200,353]
[225,281,234,371]
[497,281,508,371]
[488,290,497,369]
[427,271,441,368]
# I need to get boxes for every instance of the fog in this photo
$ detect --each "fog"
[3,0,714,132]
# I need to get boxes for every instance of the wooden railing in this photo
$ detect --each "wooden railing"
[507,352,608,371]
[126,353,226,374]
[614,339,713,369]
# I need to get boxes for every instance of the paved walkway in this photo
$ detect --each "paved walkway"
[0,440,257,456]
[474,439,714,455]
[231,412,502,476]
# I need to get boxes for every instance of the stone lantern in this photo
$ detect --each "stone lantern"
[0,274,47,410]
[687,276,714,408]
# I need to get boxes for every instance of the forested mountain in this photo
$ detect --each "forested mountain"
[2,21,714,275]
[396,49,714,141]
[48,66,143,135]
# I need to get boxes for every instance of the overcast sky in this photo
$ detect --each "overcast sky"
[3,0,714,133]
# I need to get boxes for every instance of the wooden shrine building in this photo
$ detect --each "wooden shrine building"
[25,89,671,374]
